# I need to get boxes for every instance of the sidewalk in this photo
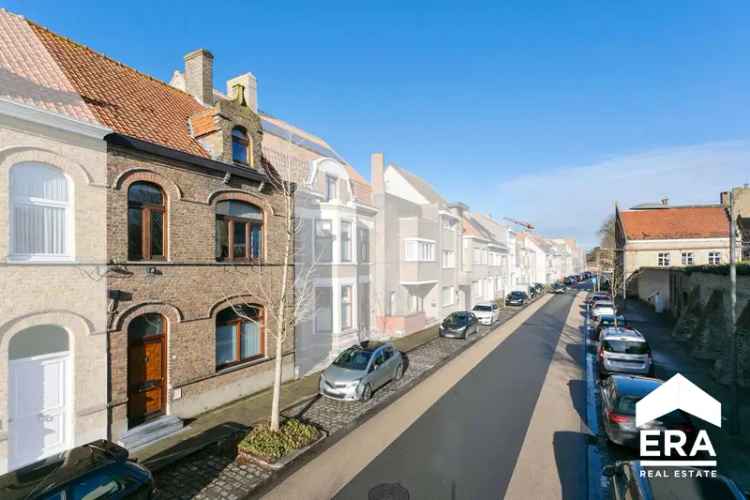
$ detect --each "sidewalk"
[135,323,442,468]
[625,298,750,491]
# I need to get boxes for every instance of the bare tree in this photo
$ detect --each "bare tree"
[223,135,317,432]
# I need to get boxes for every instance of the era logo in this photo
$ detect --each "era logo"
[635,374,720,466]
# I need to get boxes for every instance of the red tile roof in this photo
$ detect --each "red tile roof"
[619,207,729,240]
[27,20,210,157]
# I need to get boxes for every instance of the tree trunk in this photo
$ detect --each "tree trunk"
[270,328,284,431]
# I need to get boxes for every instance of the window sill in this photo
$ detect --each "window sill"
[7,255,75,264]
[215,356,269,375]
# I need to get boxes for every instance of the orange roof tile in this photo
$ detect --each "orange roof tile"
[27,20,210,157]
[620,207,729,240]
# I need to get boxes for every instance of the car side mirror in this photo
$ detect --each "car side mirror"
[602,465,616,478]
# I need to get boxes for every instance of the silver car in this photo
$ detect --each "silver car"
[598,327,653,377]
[319,342,404,401]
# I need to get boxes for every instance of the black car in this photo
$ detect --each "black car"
[439,311,479,339]
[605,460,747,499]
[0,440,154,500]
[600,375,695,448]
[506,291,528,306]
[527,286,538,298]
[532,283,544,294]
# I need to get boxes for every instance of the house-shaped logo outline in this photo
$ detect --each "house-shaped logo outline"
[635,373,721,428]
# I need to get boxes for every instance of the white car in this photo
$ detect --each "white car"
[591,300,615,320]
[472,303,499,325]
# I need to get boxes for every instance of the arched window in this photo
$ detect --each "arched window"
[231,126,251,165]
[10,164,71,260]
[215,200,263,261]
[128,182,166,261]
[215,305,264,369]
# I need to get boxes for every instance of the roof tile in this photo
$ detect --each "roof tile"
[620,207,729,240]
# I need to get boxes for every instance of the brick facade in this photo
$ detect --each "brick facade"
[106,144,294,440]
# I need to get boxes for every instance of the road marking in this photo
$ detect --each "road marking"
[262,296,554,500]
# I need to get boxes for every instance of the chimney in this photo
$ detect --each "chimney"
[184,49,214,105]
[661,196,669,206]
[371,153,385,193]
[227,73,258,112]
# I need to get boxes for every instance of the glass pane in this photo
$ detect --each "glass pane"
[128,208,143,260]
[128,182,163,205]
[233,222,247,258]
[216,218,229,259]
[128,314,163,342]
[216,324,237,367]
[251,224,262,258]
[216,200,262,220]
[11,164,68,202]
[9,325,69,360]
[316,288,333,332]
[232,139,248,163]
[13,204,66,255]
[240,321,261,359]
[150,210,164,257]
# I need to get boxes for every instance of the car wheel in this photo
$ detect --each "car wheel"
[395,364,404,381]
[361,383,372,401]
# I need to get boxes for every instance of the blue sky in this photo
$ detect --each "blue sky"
[8,0,750,247]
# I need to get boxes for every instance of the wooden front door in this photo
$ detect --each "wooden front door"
[127,315,165,427]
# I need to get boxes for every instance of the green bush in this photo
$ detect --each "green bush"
[238,418,321,462]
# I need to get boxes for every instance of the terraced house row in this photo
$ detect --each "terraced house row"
[0,9,585,472]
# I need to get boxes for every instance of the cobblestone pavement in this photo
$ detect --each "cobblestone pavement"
[153,301,533,499]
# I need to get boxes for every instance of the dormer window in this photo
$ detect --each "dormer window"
[232,126,250,165]
[325,175,337,201]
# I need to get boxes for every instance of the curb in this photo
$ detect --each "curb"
[585,302,603,500]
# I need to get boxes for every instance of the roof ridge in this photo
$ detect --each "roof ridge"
[26,18,208,110]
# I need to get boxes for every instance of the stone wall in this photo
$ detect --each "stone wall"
[668,269,750,386]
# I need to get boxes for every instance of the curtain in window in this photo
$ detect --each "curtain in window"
[11,164,69,257]
[240,321,261,358]
[215,324,237,367]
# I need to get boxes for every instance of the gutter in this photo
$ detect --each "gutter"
[106,133,268,183]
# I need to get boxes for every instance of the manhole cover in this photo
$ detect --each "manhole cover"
[368,482,410,500]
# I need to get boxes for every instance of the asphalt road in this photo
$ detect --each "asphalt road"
[334,291,586,500]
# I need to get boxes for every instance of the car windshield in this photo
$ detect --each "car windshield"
[445,313,470,326]
[511,292,524,298]
[473,305,491,312]
[333,348,373,371]
[603,340,649,354]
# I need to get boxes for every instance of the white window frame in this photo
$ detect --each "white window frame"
[325,175,338,202]
[681,252,694,266]
[314,286,333,333]
[314,219,333,263]
[341,285,353,330]
[442,249,455,269]
[340,220,352,263]
[442,286,454,307]
[404,238,435,262]
[9,164,74,262]
[409,292,424,313]
[657,252,670,267]
[708,251,721,265]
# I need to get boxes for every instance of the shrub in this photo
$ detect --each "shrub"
[238,418,321,462]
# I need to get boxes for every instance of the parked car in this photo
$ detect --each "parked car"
[506,291,528,306]
[320,342,404,401]
[533,283,545,294]
[592,314,626,341]
[599,374,696,448]
[598,327,653,377]
[440,311,480,338]
[0,440,154,500]
[528,286,539,298]
[587,291,611,305]
[604,460,747,499]
[551,283,566,294]
[472,303,499,325]
[591,300,616,320]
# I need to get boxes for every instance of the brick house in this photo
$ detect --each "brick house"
[25,22,295,443]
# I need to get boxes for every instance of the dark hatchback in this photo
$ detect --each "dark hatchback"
[0,440,154,500]
[506,291,528,306]
[592,314,626,341]
[600,375,695,448]
[439,311,479,339]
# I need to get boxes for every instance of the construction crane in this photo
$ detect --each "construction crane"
[503,217,535,231]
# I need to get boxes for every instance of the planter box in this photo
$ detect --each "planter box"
[236,430,327,471]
